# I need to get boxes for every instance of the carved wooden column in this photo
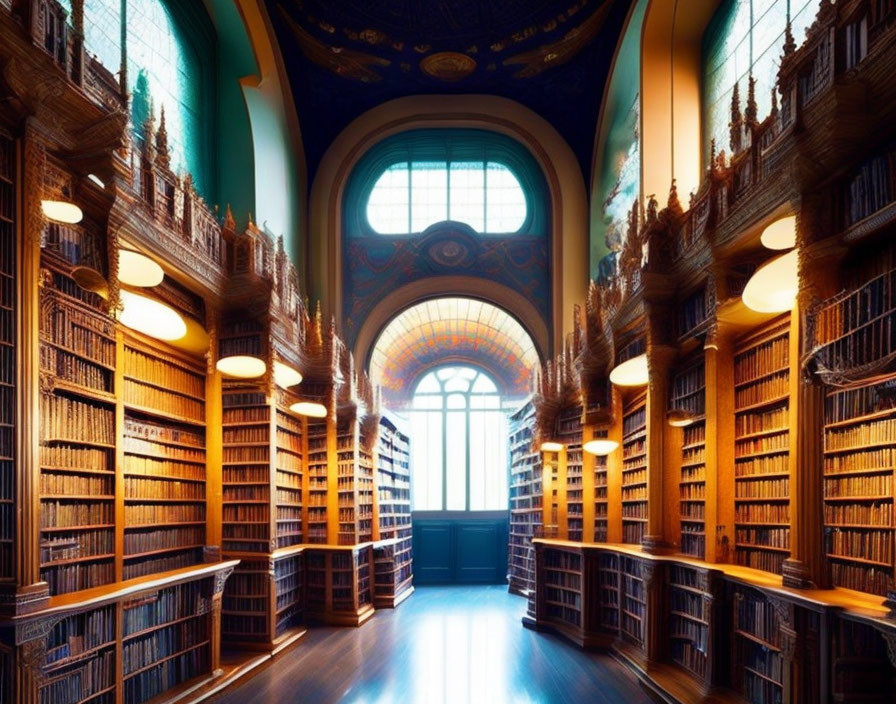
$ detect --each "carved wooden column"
[639,559,663,664]
[643,313,676,554]
[606,386,623,544]
[782,208,844,589]
[14,614,64,704]
[771,597,797,704]
[210,565,234,676]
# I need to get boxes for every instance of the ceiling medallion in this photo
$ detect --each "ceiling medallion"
[420,52,477,82]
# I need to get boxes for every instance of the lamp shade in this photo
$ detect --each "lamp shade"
[609,353,649,387]
[42,200,83,224]
[217,355,267,379]
[273,361,303,389]
[119,290,187,341]
[760,216,796,250]
[290,401,328,418]
[667,409,696,427]
[540,441,564,452]
[583,439,619,456]
[742,250,799,314]
[118,250,164,288]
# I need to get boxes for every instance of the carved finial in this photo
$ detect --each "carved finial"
[745,73,757,125]
[783,19,796,56]
[248,212,255,230]
[667,179,682,216]
[646,194,658,222]
[142,101,156,160]
[770,88,779,117]
[709,139,717,174]
[223,203,236,231]
[729,81,742,154]
[155,105,170,169]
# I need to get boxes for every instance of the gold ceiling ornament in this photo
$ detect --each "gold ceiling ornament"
[279,6,390,83]
[503,0,613,78]
[420,52,477,82]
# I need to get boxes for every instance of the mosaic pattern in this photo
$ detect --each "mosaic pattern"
[368,297,540,407]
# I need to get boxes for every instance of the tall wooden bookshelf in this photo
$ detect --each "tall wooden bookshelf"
[733,319,791,575]
[671,358,707,558]
[621,391,648,545]
[305,418,329,544]
[305,545,374,626]
[592,428,609,543]
[730,584,786,704]
[374,412,413,607]
[558,406,584,541]
[275,395,304,550]
[335,414,375,546]
[508,399,541,595]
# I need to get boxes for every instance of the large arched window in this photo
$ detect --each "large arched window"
[343,129,550,239]
[367,161,527,235]
[81,0,214,199]
[702,0,817,160]
[409,366,509,511]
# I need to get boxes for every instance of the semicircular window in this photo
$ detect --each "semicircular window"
[366,160,528,235]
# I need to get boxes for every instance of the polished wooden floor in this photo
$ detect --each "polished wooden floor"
[212,585,653,704]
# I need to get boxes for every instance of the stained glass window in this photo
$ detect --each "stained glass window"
[367,161,527,235]
[409,366,508,511]
[82,0,210,198]
[703,0,816,161]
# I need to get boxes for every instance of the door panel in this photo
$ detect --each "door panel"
[412,512,508,584]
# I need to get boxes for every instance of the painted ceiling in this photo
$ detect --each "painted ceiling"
[368,297,541,407]
[265,0,633,185]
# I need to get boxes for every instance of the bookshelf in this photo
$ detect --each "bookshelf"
[221,384,271,554]
[666,564,714,685]
[592,429,609,543]
[335,415,375,545]
[374,413,413,607]
[823,373,896,595]
[539,544,584,638]
[831,617,896,703]
[733,319,791,575]
[619,556,646,652]
[0,128,14,583]
[671,358,707,559]
[559,406,584,541]
[38,261,117,596]
[621,391,648,545]
[275,395,304,549]
[508,400,541,596]
[596,552,619,634]
[731,585,786,704]
[304,545,375,626]
[122,338,207,581]
[305,419,329,544]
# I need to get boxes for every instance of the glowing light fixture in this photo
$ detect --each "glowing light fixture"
[540,441,564,452]
[583,439,619,456]
[118,249,164,288]
[609,353,649,387]
[667,409,696,427]
[41,200,83,224]
[87,174,106,189]
[742,250,799,314]
[290,401,328,418]
[760,215,796,250]
[216,355,267,379]
[119,290,186,341]
[273,361,303,389]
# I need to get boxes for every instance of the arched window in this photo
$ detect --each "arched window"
[343,129,549,239]
[409,366,508,511]
[702,0,817,160]
[82,0,214,199]
[366,161,527,235]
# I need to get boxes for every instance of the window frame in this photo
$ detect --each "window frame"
[343,128,550,239]
[408,365,509,512]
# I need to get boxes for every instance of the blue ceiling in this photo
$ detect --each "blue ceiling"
[265,0,632,187]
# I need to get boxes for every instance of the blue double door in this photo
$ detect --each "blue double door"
[411,511,509,584]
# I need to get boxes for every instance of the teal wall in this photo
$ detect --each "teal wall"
[589,0,648,280]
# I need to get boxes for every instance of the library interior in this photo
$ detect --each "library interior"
[1,0,896,702]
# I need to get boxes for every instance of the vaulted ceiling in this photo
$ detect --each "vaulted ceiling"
[265,0,633,186]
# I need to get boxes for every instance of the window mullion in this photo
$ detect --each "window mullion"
[465,393,471,511]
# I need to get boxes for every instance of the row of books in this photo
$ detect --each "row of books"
[736,545,787,573]
[40,394,114,444]
[824,447,895,474]
[42,501,113,527]
[825,417,896,450]
[41,471,112,495]
[122,550,203,580]
[124,526,205,555]
[815,321,896,383]
[224,446,270,464]
[825,378,896,422]
[623,503,648,519]
[40,444,111,471]
[124,380,204,422]
[825,501,892,525]
[824,473,891,496]
[124,437,204,464]
[735,478,789,499]
[41,305,115,369]
[122,647,209,704]
[844,147,896,225]
[40,531,113,563]
[42,560,114,594]
[39,649,114,704]
[125,478,205,501]
[46,606,115,663]
[680,484,705,500]
[735,432,788,457]
[735,375,789,408]
[734,335,789,386]
[125,504,204,524]
[736,527,790,550]
[123,618,207,674]
[123,347,204,399]
[681,503,705,519]
[827,528,893,563]
[740,638,784,683]
[41,345,113,393]
[735,454,789,477]
[670,640,707,679]
[677,288,708,337]
[124,417,204,449]
[623,523,645,544]
[736,504,789,523]
[831,561,893,594]
[622,404,647,438]
[224,425,270,443]
[224,486,269,502]
[735,406,788,436]
[125,455,204,480]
